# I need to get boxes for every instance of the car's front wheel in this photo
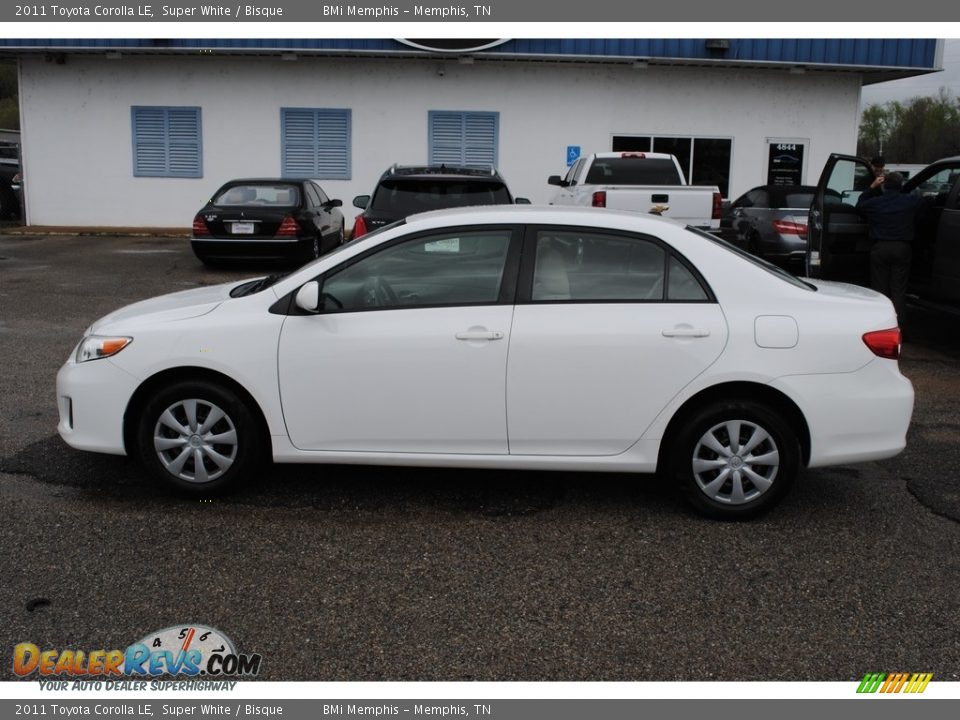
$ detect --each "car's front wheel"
[668,400,799,520]
[137,381,265,496]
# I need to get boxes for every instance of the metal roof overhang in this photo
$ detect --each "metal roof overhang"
[0,45,939,84]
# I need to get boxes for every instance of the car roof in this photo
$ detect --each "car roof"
[379,164,502,180]
[399,204,685,231]
[220,178,308,184]
[590,152,677,161]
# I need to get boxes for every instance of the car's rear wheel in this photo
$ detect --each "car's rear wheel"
[668,400,799,520]
[300,233,321,263]
[137,381,265,496]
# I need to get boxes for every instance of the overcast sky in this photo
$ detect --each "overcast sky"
[860,38,960,106]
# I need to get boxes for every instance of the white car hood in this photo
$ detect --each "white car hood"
[88,282,238,333]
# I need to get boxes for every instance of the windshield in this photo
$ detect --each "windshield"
[370,179,512,215]
[687,226,816,291]
[585,158,683,185]
[214,184,300,207]
[229,221,408,297]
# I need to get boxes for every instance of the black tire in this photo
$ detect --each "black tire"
[0,186,17,220]
[668,400,799,520]
[300,233,321,263]
[137,380,265,496]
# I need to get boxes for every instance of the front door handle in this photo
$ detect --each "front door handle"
[456,330,504,341]
[662,328,710,338]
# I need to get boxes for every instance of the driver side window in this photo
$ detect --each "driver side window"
[321,229,513,312]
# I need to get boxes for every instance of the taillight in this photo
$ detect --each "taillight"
[712,192,722,220]
[863,328,901,360]
[276,216,299,238]
[772,218,808,235]
[192,215,209,237]
[352,215,368,239]
[591,191,607,208]
[620,152,646,159]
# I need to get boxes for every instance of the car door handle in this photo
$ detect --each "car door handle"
[456,330,504,341]
[662,328,711,338]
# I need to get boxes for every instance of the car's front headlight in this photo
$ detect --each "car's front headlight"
[75,336,133,363]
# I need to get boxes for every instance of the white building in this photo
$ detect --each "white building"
[3,38,943,227]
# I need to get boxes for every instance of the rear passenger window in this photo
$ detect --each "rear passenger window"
[668,257,708,301]
[531,230,710,303]
[532,231,666,302]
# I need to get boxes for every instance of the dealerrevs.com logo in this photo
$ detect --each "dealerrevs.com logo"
[857,673,933,694]
[14,625,262,682]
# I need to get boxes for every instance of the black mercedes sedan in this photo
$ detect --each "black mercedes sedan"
[191,178,345,266]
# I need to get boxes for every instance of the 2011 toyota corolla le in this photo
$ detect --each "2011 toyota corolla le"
[57,206,914,519]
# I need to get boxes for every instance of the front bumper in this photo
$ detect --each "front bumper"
[56,358,141,455]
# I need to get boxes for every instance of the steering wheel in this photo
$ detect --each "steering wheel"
[357,276,399,307]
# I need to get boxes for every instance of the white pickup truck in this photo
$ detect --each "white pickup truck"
[548,152,722,231]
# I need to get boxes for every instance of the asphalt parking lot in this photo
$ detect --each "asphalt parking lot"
[1,232,959,682]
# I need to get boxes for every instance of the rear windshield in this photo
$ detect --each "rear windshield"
[214,184,300,207]
[769,187,815,209]
[584,158,683,185]
[687,226,815,291]
[370,179,512,215]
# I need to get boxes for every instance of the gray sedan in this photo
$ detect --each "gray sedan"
[720,185,816,267]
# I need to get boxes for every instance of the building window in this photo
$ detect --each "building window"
[429,111,499,168]
[612,135,733,197]
[281,108,351,180]
[131,106,202,178]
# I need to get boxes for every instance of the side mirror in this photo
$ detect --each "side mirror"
[515,197,531,205]
[353,195,370,209]
[547,175,565,187]
[295,281,320,313]
[327,199,343,208]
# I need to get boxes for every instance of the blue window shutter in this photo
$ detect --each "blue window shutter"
[131,106,201,178]
[281,108,351,180]
[429,111,499,168]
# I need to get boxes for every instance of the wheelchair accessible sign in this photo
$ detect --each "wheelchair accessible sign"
[567,145,581,167]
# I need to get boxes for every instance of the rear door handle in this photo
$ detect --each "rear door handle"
[456,330,504,341]
[662,328,710,338]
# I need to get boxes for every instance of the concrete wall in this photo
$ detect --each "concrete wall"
[18,53,862,227]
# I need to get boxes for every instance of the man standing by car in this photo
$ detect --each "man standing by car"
[856,171,919,324]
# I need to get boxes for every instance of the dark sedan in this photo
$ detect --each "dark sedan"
[720,184,816,267]
[191,178,345,266]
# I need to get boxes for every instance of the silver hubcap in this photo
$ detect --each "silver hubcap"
[153,399,238,484]
[692,419,779,505]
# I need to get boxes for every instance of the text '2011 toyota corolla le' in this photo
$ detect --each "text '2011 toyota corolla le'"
[57,206,914,519]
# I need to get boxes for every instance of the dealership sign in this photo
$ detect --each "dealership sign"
[397,39,510,53]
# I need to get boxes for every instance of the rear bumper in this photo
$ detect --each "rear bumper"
[771,359,914,467]
[191,237,305,261]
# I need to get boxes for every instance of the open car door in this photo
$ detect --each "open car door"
[807,154,875,284]
[903,160,960,305]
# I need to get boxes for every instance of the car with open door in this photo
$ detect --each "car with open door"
[57,206,913,520]
[807,154,960,309]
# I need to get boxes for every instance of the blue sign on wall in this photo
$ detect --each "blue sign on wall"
[566,145,581,167]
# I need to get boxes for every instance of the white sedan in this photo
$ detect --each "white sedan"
[57,206,914,519]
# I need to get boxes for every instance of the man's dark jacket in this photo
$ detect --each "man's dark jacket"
[856,187,921,243]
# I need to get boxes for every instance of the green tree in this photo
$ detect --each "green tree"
[858,103,892,157]
[859,90,960,163]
